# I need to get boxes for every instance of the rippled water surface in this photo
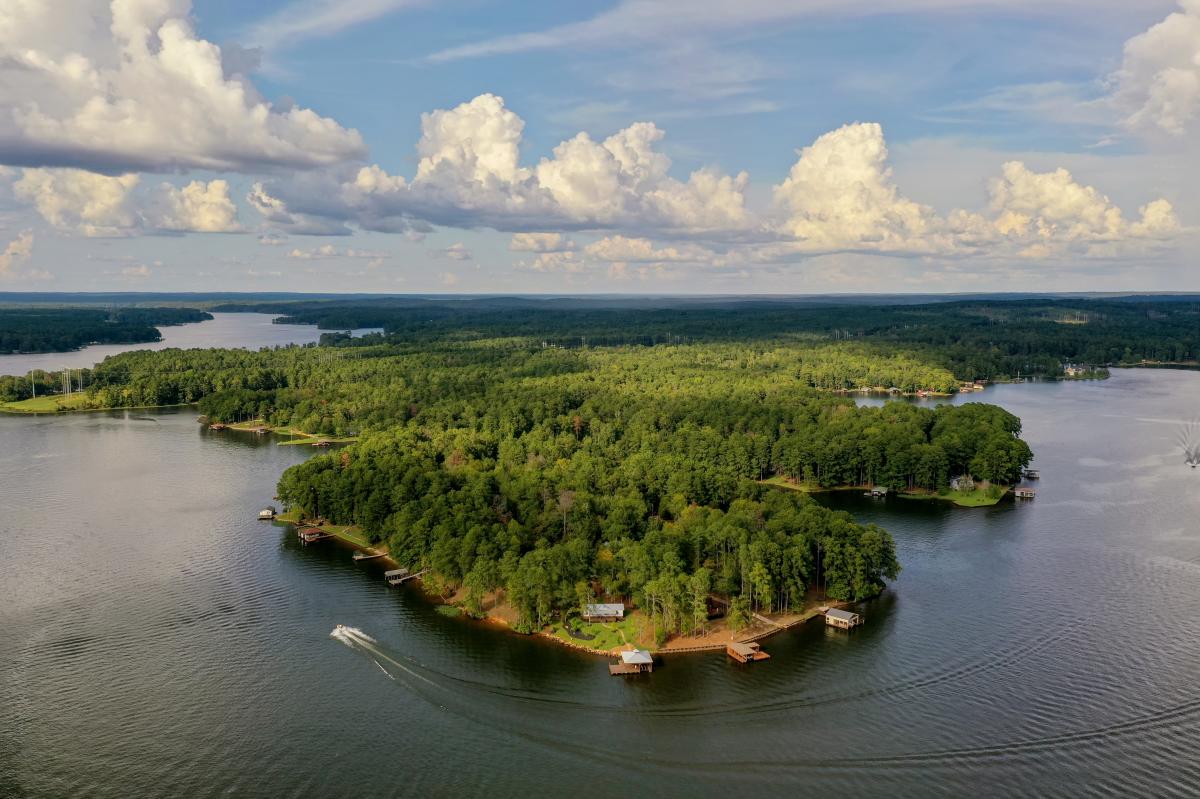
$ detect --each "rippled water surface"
[0,313,381,375]
[2,369,1199,797]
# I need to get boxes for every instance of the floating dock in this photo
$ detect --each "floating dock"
[353,551,387,561]
[1014,487,1037,499]
[726,641,771,663]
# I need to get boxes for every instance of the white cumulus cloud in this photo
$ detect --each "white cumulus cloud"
[0,0,365,173]
[772,122,935,252]
[333,94,750,235]
[988,161,1178,244]
[1110,0,1200,137]
[14,168,243,235]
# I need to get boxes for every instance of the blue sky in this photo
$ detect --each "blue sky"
[0,0,1196,293]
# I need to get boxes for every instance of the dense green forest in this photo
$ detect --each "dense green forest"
[0,320,1040,636]
[0,307,211,353]
[217,296,1200,381]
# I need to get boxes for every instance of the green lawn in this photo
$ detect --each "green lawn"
[277,435,357,446]
[546,611,648,651]
[900,486,1008,507]
[760,475,820,493]
[275,509,376,549]
[1,394,93,413]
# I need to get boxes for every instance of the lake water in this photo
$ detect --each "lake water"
[1,369,1198,797]
[0,313,382,376]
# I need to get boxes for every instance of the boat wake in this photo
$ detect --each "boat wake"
[330,624,376,645]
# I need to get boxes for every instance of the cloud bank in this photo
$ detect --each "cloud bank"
[252,96,1179,265]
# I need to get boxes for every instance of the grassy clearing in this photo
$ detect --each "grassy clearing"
[273,508,375,548]
[546,611,649,652]
[760,476,869,494]
[760,475,820,493]
[0,394,93,413]
[277,435,357,446]
[221,418,357,446]
[900,486,1008,507]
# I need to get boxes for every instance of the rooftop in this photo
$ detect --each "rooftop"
[825,608,860,622]
[584,603,625,617]
[620,649,653,665]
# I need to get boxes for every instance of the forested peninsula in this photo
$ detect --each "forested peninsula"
[0,307,211,354]
[1,316,1040,642]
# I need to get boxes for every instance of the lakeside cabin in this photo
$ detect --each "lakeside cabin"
[609,649,654,676]
[825,608,864,629]
[726,641,771,664]
[1014,487,1037,499]
[258,506,276,520]
[582,603,625,622]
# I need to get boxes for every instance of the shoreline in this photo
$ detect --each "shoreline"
[761,476,1009,507]
[0,399,195,415]
[276,510,857,659]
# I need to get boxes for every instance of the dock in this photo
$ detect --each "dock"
[384,568,427,585]
[1023,469,1040,479]
[1014,487,1037,499]
[726,641,771,663]
[824,608,863,629]
[609,649,654,676]
[298,527,332,544]
[208,423,227,431]
[353,551,387,561]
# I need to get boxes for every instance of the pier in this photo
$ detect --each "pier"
[353,551,387,561]
[1014,487,1037,499]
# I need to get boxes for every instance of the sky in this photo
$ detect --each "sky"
[0,0,1197,294]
